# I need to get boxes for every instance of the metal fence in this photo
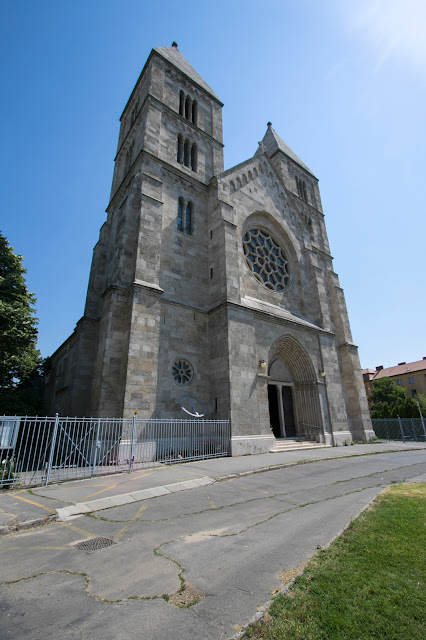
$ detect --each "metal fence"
[0,415,230,489]
[372,417,426,442]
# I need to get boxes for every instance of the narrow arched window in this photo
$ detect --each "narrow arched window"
[230,180,235,193]
[303,182,308,203]
[177,197,184,232]
[185,95,191,120]
[177,134,183,163]
[192,101,198,125]
[185,201,192,235]
[184,139,190,167]
[179,90,185,116]
[190,143,197,171]
[296,175,301,197]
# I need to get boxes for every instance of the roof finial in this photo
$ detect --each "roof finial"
[267,121,272,128]
[172,41,178,49]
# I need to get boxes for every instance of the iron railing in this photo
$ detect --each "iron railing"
[0,415,230,489]
[301,422,323,441]
[372,417,426,442]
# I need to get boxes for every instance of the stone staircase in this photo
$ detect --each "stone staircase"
[270,437,332,453]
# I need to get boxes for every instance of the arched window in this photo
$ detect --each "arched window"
[190,143,197,171]
[184,139,190,167]
[179,91,198,127]
[185,95,191,120]
[236,177,242,189]
[248,170,253,181]
[177,197,184,232]
[296,176,301,198]
[230,180,235,193]
[242,174,247,185]
[185,201,192,235]
[296,176,308,203]
[177,198,193,235]
[177,134,183,163]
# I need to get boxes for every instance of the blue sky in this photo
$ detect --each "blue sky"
[1,0,425,369]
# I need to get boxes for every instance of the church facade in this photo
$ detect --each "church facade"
[45,43,373,454]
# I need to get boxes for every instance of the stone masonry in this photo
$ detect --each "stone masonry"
[44,43,374,453]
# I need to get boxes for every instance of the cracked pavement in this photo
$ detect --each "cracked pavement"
[1,450,425,639]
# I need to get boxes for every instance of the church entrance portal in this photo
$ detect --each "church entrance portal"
[266,337,324,442]
[267,384,296,438]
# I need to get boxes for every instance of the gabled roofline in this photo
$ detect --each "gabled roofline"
[120,48,223,121]
[270,148,318,181]
[218,154,261,179]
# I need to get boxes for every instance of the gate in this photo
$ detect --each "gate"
[0,415,230,489]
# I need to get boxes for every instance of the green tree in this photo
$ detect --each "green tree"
[415,393,426,418]
[0,233,43,413]
[369,377,423,419]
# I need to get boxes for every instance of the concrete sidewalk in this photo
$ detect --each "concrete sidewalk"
[1,441,425,535]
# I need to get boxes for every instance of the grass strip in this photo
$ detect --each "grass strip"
[244,483,426,640]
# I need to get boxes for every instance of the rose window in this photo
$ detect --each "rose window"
[171,359,194,385]
[243,229,290,291]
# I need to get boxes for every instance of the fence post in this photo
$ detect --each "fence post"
[129,413,136,472]
[398,416,404,441]
[45,413,60,486]
[417,402,426,442]
[92,418,101,476]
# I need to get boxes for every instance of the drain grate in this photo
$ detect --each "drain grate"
[74,537,116,553]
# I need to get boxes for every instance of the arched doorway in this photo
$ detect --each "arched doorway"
[267,335,323,441]
[268,358,296,438]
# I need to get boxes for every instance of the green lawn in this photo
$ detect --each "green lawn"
[244,483,426,640]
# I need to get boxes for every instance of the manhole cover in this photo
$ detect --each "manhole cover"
[74,537,116,553]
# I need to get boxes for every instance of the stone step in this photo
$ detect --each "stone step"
[269,440,331,453]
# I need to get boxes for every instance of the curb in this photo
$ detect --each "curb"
[55,476,215,521]
[216,446,426,483]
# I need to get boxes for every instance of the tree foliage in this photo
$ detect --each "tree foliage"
[0,233,43,413]
[369,377,426,419]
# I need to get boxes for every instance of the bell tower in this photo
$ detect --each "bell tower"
[52,44,224,418]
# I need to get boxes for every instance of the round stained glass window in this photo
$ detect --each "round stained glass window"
[243,228,290,291]
[171,359,194,385]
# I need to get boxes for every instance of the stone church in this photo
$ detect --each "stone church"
[45,43,373,454]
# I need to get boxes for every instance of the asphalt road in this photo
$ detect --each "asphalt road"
[1,450,425,640]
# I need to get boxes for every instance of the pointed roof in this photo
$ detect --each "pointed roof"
[155,44,221,103]
[255,123,316,177]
